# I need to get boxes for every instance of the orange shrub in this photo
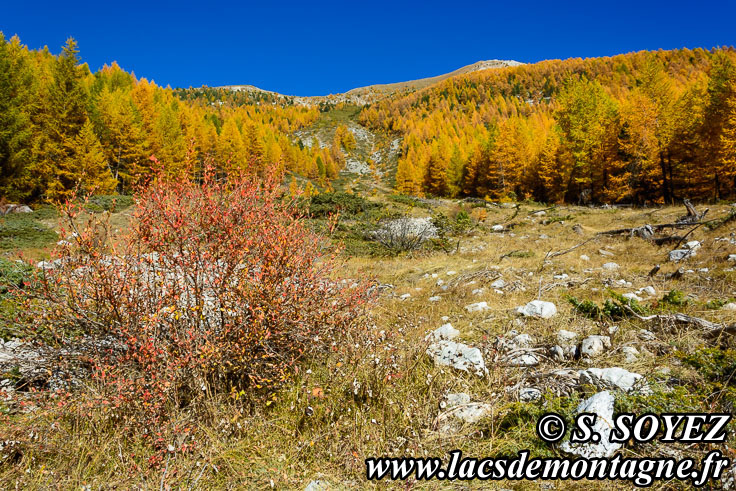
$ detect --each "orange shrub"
[28,163,374,437]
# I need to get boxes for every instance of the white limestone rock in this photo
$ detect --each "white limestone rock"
[669,249,695,262]
[465,301,490,313]
[581,335,611,358]
[579,367,648,393]
[426,323,460,341]
[520,388,542,402]
[622,346,640,363]
[561,391,621,458]
[516,300,557,319]
[427,340,487,376]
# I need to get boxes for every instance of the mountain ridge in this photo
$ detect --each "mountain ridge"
[216,59,524,104]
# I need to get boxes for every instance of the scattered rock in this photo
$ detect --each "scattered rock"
[399,293,411,300]
[669,249,695,262]
[520,388,542,402]
[581,335,611,358]
[640,286,656,296]
[516,300,557,319]
[491,224,504,232]
[426,323,459,341]
[561,391,621,458]
[428,295,441,302]
[506,352,540,367]
[0,204,32,215]
[580,254,590,261]
[511,333,534,348]
[723,303,736,311]
[465,301,490,313]
[550,345,565,361]
[579,367,648,393]
[427,340,487,376]
[622,292,642,302]
[445,400,491,423]
[598,249,615,257]
[372,217,438,245]
[621,346,639,363]
[557,329,578,345]
[36,259,63,270]
[684,240,702,251]
[638,329,656,341]
[490,278,507,289]
[601,262,619,271]
[305,480,331,491]
[728,254,736,262]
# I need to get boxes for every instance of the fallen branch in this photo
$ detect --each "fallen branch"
[622,305,736,339]
[670,223,703,252]
[651,236,684,246]
[545,237,596,260]
[597,222,706,236]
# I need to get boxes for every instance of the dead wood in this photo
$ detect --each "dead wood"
[622,305,736,339]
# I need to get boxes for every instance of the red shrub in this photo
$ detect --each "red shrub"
[29,164,374,434]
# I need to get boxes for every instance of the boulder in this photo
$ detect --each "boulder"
[506,352,540,367]
[669,249,695,262]
[439,393,492,427]
[444,392,471,407]
[549,345,565,361]
[561,391,621,458]
[520,388,542,402]
[516,300,557,319]
[448,402,491,423]
[427,340,487,376]
[581,335,611,358]
[0,204,32,215]
[557,329,578,345]
[426,323,459,341]
[579,367,648,393]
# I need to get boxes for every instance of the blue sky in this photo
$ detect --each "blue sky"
[2,1,735,96]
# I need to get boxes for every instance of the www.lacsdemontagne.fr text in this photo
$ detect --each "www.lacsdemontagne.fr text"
[365,450,730,486]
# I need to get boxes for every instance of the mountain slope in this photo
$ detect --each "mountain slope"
[344,59,523,99]
[217,59,523,104]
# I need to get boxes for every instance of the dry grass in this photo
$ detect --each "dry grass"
[2,200,736,488]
